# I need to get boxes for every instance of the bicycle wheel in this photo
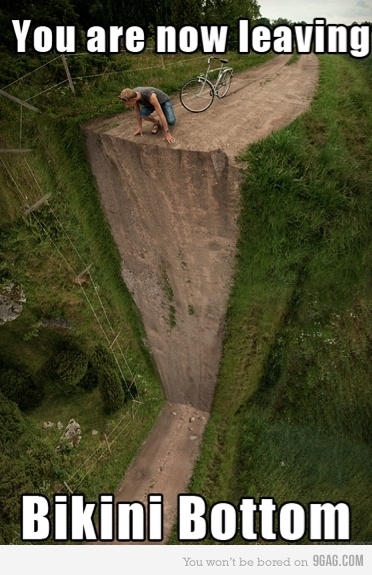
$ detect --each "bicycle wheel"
[180,77,214,113]
[216,70,232,98]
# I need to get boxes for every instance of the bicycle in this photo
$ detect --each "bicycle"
[180,56,233,113]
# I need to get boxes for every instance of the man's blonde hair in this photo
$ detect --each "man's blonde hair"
[119,88,136,101]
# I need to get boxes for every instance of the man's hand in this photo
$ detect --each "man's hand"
[134,128,143,136]
[164,132,175,144]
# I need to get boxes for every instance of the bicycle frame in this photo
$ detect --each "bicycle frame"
[180,56,233,112]
[197,57,233,96]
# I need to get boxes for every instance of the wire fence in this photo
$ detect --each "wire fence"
[2,50,208,101]
[2,147,147,543]
[0,49,211,147]
[0,51,171,528]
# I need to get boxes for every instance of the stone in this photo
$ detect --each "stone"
[61,418,82,447]
[42,421,54,429]
[0,282,26,325]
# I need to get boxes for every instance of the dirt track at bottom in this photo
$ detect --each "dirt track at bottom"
[113,403,209,544]
[84,54,319,544]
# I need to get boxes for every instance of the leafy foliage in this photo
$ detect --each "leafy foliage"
[0,367,44,411]
[0,390,26,447]
[79,359,99,391]
[55,348,88,387]
[47,345,89,394]
[0,391,62,544]
[171,0,202,28]
[92,345,125,413]
[0,0,79,52]
[204,0,260,28]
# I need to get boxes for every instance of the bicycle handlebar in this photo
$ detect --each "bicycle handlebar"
[208,56,229,64]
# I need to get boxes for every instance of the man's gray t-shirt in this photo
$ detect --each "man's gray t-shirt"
[134,87,170,106]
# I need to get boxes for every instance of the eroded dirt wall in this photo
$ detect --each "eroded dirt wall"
[84,131,240,411]
[83,55,319,414]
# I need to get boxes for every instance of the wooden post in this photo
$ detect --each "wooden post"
[63,481,74,494]
[104,434,111,453]
[25,193,51,215]
[0,89,40,112]
[61,55,76,95]
[73,264,93,285]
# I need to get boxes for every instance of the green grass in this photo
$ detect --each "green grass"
[0,48,273,543]
[0,49,274,126]
[286,52,300,66]
[183,55,372,544]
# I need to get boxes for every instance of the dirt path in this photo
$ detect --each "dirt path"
[84,54,319,544]
[88,53,319,159]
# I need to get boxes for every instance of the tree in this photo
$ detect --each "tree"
[0,0,79,51]
[204,0,261,25]
[272,17,293,27]
[255,17,271,28]
[0,367,44,411]
[171,0,202,28]
[203,0,260,42]
[72,0,158,33]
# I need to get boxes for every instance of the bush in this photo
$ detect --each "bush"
[0,391,25,448]
[0,391,61,544]
[92,345,124,413]
[91,344,117,371]
[51,346,89,394]
[79,360,99,392]
[0,367,44,411]
[98,368,125,413]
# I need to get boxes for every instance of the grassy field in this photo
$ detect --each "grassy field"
[183,54,372,544]
[0,79,165,544]
[0,48,272,543]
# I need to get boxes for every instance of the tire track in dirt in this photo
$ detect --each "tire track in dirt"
[83,54,319,543]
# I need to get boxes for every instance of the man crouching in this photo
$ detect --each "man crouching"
[119,86,176,144]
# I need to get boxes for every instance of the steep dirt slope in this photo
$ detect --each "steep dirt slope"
[83,54,319,542]
[83,135,239,412]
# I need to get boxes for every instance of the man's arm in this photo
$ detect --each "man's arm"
[133,102,143,136]
[149,93,175,143]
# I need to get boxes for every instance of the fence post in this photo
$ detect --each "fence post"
[0,89,40,112]
[25,193,51,215]
[61,55,76,95]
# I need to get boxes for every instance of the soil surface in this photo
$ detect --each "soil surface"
[83,54,319,543]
